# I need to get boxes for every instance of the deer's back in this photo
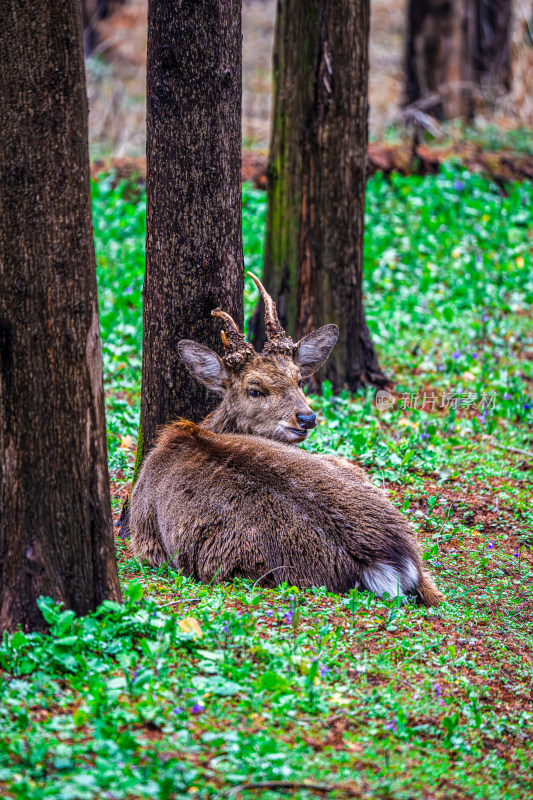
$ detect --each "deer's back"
[129,421,421,592]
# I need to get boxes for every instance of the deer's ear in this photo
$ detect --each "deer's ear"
[178,340,229,393]
[294,324,339,377]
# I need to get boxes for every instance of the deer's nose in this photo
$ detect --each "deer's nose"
[296,412,316,430]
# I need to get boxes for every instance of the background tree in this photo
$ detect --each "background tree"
[135,0,243,475]
[251,0,387,392]
[0,1,121,632]
[405,0,512,120]
[81,0,126,55]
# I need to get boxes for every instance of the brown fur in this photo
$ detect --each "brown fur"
[130,350,444,606]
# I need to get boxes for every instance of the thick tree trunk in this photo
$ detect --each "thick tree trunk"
[0,1,121,633]
[139,0,243,464]
[406,0,512,120]
[252,0,386,393]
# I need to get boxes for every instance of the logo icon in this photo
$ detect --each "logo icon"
[375,390,396,412]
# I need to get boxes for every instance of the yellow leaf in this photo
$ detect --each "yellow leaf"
[178,617,203,639]
[120,434,133,450]
[451,248,461,259]
[516,256,524,269]
[482,214,490,223]
[462,371,476,381]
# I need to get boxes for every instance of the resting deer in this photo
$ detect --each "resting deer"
[129,274,444,606]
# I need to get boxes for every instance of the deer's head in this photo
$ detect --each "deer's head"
[178,273,338,444]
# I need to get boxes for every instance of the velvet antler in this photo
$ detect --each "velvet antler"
[248,272,296,357]
[211,308,255,369]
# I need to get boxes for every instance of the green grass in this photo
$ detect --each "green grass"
[0,166,532,799]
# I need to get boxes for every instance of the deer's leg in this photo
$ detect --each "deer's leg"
[417,570,445,607]
[130,508,167,568]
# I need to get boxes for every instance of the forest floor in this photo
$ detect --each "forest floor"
[0,164,532,799]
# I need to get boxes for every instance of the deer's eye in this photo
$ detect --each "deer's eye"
[248,388,264,398]
[298,379,306,389]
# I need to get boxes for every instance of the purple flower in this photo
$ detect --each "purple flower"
[319,664,330,678]
[514,547,520,558]
[438,364,445,372]
[523,402,531,411]
[421,433,430,440]
[222,624,229,633]
[172,706,184,715]
[433,683,444,706]
[265,611,273,617]
[487,542,494,550]
[471,352,478,359]
[433,685,445,706]
[503,393,512,401]
[452,351,461,360]
[284,610,294,624]
[482,314,490,322]
[384,722,396,731]
[124,286,134,295]
[476,414,486,424]
[453,180,465,192]
[131,670,138,684]
[192,703,204,715]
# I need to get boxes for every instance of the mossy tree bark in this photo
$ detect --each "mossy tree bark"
[138,0,243,470]
[0,1,121,632]
[406,0,512,120]
[253,0,387,393]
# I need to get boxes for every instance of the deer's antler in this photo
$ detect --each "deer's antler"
[248,272,296,357]
[211,308,255,369]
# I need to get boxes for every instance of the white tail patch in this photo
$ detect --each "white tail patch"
[402,557,419,589]
[364,559,418,598]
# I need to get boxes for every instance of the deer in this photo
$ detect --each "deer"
[129,273,444,606]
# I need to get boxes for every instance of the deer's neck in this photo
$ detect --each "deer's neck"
[200,403,239,434]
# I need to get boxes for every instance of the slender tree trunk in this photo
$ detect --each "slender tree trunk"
[81,0,126,56]
[138,0,243,467]
[81,0,108,54]
[472,0,512,96]
[252,0,387,393]
[0,1,121,633]
[405,0,512,120]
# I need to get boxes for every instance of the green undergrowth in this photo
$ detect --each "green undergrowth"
[1,544,532,799]
[0,164,531,799]
[92,166,532,486]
